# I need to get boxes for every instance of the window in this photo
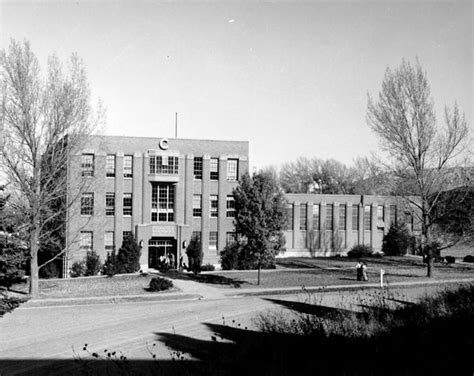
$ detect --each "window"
[106,155,115,177]
[364,205,372,230]
[326,204,333,230]
[193,195,202,217]
[123,231,132,242]
[210,158,219,180]
[377,206,385,229]
[339,205,346,230]
[194,157,203,180]
[210,195,218,217]
[105,231,114,251]
[209,231,218,251]
[352,205,359,231]
[226,195,235,218]
[149,156,179,175]
[123,193,132,216]
[81,154,94,177]
[226,232,237,246]
[389,205,397,226]
[192,231,201,243]
[151,184,174,222]
[81,193,94,216]
[313,204,320,230]
[123,155,133,178]
[227,159,238,181]
[300,204,307,230]
[80,231,93,250]
[286,205,293,230]
[105,193,115,216]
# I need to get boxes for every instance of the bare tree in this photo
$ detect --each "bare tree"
[0,40,103,296]
[367,59,471,277]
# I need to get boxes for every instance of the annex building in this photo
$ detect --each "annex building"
[67,135,419,274]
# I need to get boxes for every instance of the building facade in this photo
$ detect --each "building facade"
[66,136,249,273]
[281,194,421,257]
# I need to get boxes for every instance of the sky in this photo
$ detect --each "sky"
[1,0,472,170]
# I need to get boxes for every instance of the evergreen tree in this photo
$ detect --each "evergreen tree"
[228,171,287,283]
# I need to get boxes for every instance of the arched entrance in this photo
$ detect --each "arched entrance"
[148,237,177,269]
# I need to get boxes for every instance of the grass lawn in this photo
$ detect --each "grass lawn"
[11,273,180,299]
[199,255,474,289]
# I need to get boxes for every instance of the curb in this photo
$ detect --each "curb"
[20,293,201,308]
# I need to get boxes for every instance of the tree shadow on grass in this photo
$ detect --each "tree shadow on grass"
[163,270,248,288]
[262,297,364,319]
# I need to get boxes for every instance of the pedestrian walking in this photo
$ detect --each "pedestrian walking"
[356,260,363,281]
[362,262,368,281]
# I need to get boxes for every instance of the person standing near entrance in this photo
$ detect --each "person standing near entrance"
[169,252,175,269]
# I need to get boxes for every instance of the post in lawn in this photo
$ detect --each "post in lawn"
[380,269,385,288]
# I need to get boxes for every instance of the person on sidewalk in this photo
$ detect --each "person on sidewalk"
[362,262,368,281]
[356,261,363,281]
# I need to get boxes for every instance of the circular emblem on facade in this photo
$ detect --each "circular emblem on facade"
[159,138,169,150]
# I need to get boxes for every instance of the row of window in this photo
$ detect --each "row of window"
[288,204,400,231]
[82,154,134,178]
[192,195,235,218]
[82,189,236,221]
[191,231,238,254]
[82,154,240,181]
[193,157,238,181]
[79,230,236,254]
[81,192,133,216]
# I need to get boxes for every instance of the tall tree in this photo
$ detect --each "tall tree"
[0,40,103,296]
[367,59,471,277]
[232,171,287,284]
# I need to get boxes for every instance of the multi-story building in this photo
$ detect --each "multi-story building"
[66,135,249,273]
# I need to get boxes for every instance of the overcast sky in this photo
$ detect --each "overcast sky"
[1,0,472,170]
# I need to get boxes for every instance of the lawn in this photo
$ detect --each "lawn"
[11,273,180,299]
[199,255,474,289]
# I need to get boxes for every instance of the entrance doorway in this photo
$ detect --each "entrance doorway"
[148,237,177,269]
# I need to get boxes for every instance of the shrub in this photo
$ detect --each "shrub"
[0,290,25,317]
[39,262,60,279]
[0,243,27,287]
[102,250,117,277]
[116,234,141,274]
[347,244,373,259]
[220,242,276,270]
[148,276,173,292]
[220,242,240,270]
[186,235,203,275]
[445,256,456,264]
[382,223,414,256]
[70,260,86,278]
[84,250,101,276]
[463,255,474,263]
[200,263,215,272]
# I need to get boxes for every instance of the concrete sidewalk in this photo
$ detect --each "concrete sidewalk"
[18,276,474,308]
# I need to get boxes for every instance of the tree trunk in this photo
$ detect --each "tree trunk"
[426,253,434,278]
[257,264,261,286]
[29,228,39,297]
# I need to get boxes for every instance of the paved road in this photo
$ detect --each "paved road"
[0,281,467,375]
